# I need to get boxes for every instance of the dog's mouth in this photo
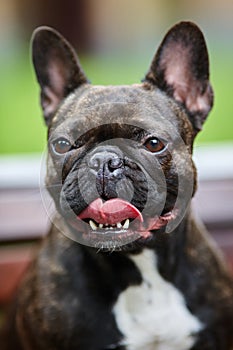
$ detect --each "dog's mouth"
[68,198,176,248]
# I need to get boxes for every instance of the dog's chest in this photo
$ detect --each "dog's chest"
[113,249,202,350]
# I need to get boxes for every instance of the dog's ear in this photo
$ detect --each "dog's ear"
[32,27,88,126]
[145,21,213,133]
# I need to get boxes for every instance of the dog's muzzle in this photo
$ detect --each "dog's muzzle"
[60,143,177,248]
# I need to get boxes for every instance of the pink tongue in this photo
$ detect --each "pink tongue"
[78,198,143,225]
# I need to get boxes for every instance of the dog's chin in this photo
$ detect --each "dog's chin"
[63,198,177,251]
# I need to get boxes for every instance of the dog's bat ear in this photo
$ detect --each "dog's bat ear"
[145,21,214,133]
[31,27,88,126]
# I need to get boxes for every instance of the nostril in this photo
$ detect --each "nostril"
[89,154,102,171]
[108,158,123,170]
[91,158,101,170]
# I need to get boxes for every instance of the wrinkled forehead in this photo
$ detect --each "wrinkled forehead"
[50,85,185,140]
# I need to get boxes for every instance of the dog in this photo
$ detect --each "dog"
[4,21,233,350]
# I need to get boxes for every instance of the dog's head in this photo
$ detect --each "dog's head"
[32,22,213,249]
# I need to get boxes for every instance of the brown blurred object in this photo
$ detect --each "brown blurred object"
[0,244,36,305]
[15,0,92,52]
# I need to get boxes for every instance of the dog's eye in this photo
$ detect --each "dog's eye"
[52,138,72,154]
[144,138,166,153]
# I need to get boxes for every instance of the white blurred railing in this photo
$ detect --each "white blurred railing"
[0,143,233,188]
[0,143,232,241]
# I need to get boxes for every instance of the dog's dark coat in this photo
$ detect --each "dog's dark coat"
[2,22,233,350]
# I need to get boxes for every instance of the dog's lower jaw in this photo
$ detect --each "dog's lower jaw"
[64,211,176,250]
[51,208,178,253]
[57,197,178,250]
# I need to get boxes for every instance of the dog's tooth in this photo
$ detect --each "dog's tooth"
[99,223,103,229]
[117,222,122,228]
[89,220,97,231]
[123,219,129,229]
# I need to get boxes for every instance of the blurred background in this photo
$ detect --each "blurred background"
[0,0,233,155]
[0,0,233,319]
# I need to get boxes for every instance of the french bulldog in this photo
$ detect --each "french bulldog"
[5,21,233,350]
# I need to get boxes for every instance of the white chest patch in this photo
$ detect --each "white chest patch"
[113,249,203,350]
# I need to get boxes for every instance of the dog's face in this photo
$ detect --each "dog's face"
[32,22,213,249]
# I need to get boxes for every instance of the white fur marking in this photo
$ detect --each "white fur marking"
[113,249,202,350]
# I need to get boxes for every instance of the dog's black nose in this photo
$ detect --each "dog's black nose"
[89,151,123,173]
[88,146,125,200]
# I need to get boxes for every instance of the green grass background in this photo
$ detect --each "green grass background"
[0,49,232,155]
